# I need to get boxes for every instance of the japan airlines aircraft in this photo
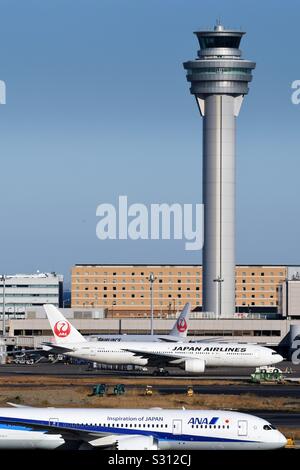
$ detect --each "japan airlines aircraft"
[0,406,287,450]
[87,302,191,343]
[43,305,283,374]
[8,304,191,363]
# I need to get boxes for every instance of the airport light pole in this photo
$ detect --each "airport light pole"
[148,272,156,335]
[63,297,71,308]
[1,275,6,337]
[111,301,116,318]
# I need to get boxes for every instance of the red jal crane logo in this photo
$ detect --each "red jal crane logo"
[54,321,71,338]
[177,318,187,333]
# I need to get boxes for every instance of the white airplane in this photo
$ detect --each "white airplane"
[87,302,191,343]
[43,305,283,375]
[9,304,191,363]
[0,406,287,450]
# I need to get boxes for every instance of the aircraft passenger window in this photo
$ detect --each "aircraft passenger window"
[156,424,159,428]
[152,424,155,428]
[200,425,203,428]
[223,425,225,429]
[148,424,150,428]
[205,425,207,429]
[196,425,198,428]
[165,425,167,428]
[191,425,194,429]
[214,425,216,429]
[227,426,229,429]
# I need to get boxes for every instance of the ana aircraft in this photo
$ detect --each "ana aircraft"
[87,302,191,343]
[43,305,283,374]
[0,406,287,450]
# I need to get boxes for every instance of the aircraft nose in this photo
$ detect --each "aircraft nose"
[277,431,287,448]
[271,353,284,364]
[271,354,283,364]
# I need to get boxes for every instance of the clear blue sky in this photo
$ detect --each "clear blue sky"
[0,0,299,286]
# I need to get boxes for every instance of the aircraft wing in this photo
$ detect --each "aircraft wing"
[6,403,33,408]
[0,416,149,449]
[157,337,183,343]
[157,336,225,343]
[188,337,228,343]
[41,342,75,353]
[121,348,185,366]
[0,415,108,440]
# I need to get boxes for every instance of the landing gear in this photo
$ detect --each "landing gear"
[153,368,169,376]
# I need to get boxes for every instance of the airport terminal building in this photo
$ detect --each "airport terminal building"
[3,306,300,354]
[0,272,63,316]
[0,266,299,353]
[71,264,300,317]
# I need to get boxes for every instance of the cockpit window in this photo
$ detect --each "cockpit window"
[263,425,272,430]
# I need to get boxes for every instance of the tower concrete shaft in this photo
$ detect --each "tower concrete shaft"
[183,24,255,316]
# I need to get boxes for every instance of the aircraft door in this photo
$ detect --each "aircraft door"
[238,420,248,436]
[49,418,59,427]
[172,419,182,435]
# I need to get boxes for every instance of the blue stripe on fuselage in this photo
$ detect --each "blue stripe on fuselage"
[0,416,258,443]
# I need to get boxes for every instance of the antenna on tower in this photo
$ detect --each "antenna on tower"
[215,18,224,31]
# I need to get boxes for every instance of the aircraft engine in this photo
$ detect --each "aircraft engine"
[184,358,205,374]
[116,435,158,450]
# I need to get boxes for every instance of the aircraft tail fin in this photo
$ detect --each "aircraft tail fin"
[169,302,190,338]
[43,304,86,344]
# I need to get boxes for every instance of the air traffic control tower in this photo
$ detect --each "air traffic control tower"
[184,24,255,316]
